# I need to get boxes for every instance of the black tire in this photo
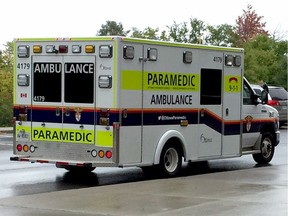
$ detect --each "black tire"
[159,143,182,177]
[253,132,275,164]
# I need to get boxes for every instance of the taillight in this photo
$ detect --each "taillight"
[268,100,280,106]
[59,45,68,53]
[17,144,23,152]
[98,150,105,158]
[106,151,112,159]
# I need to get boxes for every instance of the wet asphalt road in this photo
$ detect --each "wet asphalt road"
[0,128,286,199]
[0,127,287,215]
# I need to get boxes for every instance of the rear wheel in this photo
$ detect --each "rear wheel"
[159,143,182,177]
[253,132,275,164]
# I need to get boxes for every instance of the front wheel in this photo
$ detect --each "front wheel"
[159,144,182,177]
[253,132,275,164]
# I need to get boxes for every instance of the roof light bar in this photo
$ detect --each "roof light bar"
[147,48,157,61]
[225,55,233,66]
[99,45,113,58]
[183,51,192,63]
[234,55,241,66]
[46,45,58,53]
[123,46,134,59]
[33,45,42,53]
[85,45,95,53]
[72,45,81,53]
[59,45,68,53]
[17,45,30,58]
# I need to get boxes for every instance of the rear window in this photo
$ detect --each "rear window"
[269,87,288,100]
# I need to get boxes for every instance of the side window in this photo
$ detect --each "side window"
[200,69,222,105]
[243,81,254,105]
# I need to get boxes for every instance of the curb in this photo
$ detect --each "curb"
[0,127,13,133]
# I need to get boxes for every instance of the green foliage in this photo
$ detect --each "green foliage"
[243,35,287,89]
[96,20,129,36]
[0,70,13,127]
[188,17,206,44]
[130,27,160,40]
[206,24,237,47]
[0,42,13,126]
[168,21,190,43]
[166,18,206,44]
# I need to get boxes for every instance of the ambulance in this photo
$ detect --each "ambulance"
[11,36,280,177]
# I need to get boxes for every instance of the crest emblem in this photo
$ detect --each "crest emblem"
[244,115,253,132]
[74,108,82,122]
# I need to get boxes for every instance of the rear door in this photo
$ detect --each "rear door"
[31,55,96,145]
[31,56,63,142]
[62,56,96,145]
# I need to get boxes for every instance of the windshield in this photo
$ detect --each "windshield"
[269,88,288,100]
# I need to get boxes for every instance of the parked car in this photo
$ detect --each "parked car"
[251,84,288,127]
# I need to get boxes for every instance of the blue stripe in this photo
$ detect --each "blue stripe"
[15,107,272,136]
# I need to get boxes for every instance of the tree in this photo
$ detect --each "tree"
[188,17,206,44]
[96,21,129,36]
[167,21,189,43]
[0,42,13,126]
[235,4,268,47]
[0,42,13,72]
[167,18,206,44]
[267,39,287,88]
[243,35,287,89]
[206,24,237,47]
[129,27,160,40]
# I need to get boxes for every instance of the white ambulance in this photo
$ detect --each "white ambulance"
[12,36,280,177]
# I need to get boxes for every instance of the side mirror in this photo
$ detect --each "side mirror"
[252,93,260,105]
[260,90,269,104]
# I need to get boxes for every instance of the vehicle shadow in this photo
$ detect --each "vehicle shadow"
[58,157,271,187]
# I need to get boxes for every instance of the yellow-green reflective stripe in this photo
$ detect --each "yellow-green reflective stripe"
[15,38,57,42]
[121,70,142,90]
[32,128,94,144]
[121,70,200,91]
[96,131,113,147]
[122,37,243,53]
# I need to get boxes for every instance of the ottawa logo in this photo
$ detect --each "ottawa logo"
[74,108,82,122]
[244,115,253,132]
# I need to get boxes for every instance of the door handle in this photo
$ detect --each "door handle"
[226,108,229,116]
[200,109,205,117]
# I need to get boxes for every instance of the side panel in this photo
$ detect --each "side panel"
[118,43,143,164]
[141,45,200,164]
